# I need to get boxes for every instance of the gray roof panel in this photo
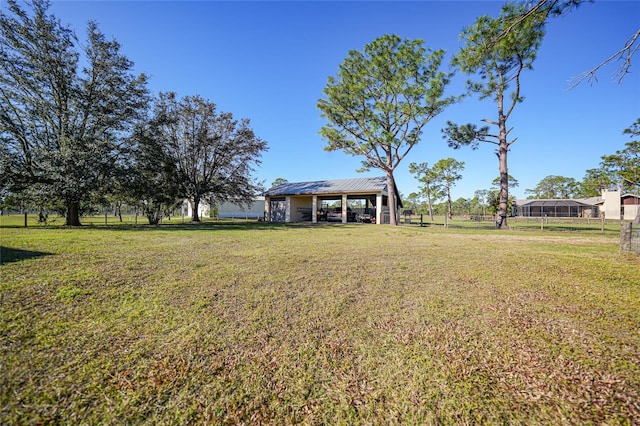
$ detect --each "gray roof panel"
[265,176,389,196]
[516,199,593,207]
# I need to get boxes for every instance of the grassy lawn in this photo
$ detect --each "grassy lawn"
[1,221,638,424]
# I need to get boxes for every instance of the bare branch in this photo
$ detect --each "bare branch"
[568,28,640,90]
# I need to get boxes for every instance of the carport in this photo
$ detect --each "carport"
[263,176,402,225]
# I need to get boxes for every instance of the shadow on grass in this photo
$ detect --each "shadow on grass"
[1,246,53,264]
[0,217,378,232]
[79,221,338,232]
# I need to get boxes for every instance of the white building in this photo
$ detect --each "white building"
[602,189,640,220]
[184,196,265,220]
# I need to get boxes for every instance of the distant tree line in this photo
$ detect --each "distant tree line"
[0,0,267,226]
[406,120,639,219]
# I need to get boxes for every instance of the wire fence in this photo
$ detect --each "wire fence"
[401,214,622,234]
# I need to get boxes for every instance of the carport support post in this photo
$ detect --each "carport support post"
[312,196,318,224]
[341,194,348,224]
[285,197,291,223]
[376,193,383,225]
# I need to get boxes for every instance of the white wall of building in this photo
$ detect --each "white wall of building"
[184,200,209,219]
[624,204,639,221]
[216,196,265,219]
[185,197,265,220]
[603,189,621,220]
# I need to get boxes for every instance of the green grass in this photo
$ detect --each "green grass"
[1,222,639,424]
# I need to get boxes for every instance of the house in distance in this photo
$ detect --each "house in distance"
[514,189,639,220]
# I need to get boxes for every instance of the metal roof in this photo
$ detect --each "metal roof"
[264,176,390,196]
[576,196,604,206]
[516,199,593,207]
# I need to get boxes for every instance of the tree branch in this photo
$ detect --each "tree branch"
[568,28,640,89]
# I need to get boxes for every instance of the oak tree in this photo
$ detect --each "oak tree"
[148,93,267,222]
[127,122,182,225]
[0,0,149,226]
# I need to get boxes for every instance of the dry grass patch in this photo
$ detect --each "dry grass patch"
[1,223,638,424]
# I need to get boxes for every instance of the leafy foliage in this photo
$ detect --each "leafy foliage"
[269,177,289,189]
[577,119,640,201]
[601,120,640,191]
[409,161,444,221]
[577,168,614,198]
[0,0,149,225]
[146,93,267,222]
[525,175,578,199]
[432,158,465,219]
[127,123,182,225]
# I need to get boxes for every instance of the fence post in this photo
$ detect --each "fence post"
[620,222,632,253]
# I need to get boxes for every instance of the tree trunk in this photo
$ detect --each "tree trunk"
[427,193,434,222]
[145,203,163,225]
[497,132,509,230]
[65,201,82,226]
[190,197,201,222]
[386,172,398,226]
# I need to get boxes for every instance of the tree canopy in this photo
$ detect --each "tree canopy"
[432,158,465,219]
[525,175,578,199]
[0,0,149,225]
[601,120,640,192]
[127,120,182,225]
[270,178,289,189]
[409,161,444,221]
[146,93,268,222]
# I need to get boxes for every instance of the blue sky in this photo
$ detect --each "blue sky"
[48,0,639,200]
